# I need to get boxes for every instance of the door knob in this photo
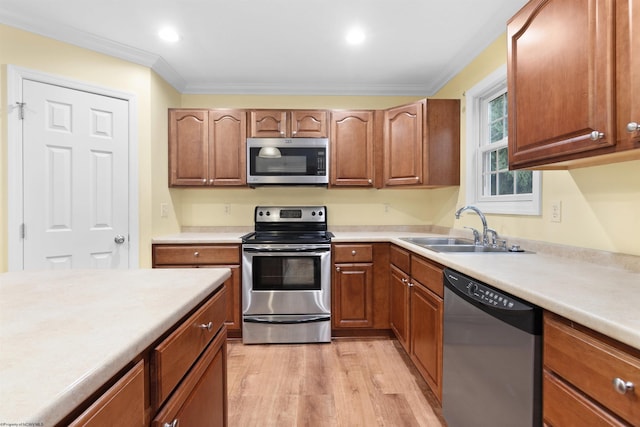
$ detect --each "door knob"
[114,235,126,244]
[627,122,639,132]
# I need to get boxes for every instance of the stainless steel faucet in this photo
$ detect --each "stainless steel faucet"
[455,205,489,246]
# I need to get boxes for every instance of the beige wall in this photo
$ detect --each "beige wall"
[2,24,638,273]
[172,93,445,229]
[435,35,640,256]
[0,24,165,270]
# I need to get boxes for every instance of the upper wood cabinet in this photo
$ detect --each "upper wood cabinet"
[383,99,460,187]
[507,0,640,169]
[248,110,328,138]
[330,110,377,187]
[169,109,246,187]
[616,0,640,151]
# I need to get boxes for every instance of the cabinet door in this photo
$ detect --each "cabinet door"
[209,110,246,186]
[333,263,374,328]
[410,281,443,402]
[389,264,411,352]
[507,0,616,169]
[248,110,288,137]
[330,111,375,187]
[153,330,227,427]
[220,266,241,333]
[290,110,328,137]
[69,360,145,427]
[616,0,640,150]
[384,101,424,186]
[169,109,209,186]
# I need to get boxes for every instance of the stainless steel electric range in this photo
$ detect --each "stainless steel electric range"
[241,206,333,344]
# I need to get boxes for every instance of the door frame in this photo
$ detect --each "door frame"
[6,65,139,271]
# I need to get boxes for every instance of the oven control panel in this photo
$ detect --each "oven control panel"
[255,206,326,223]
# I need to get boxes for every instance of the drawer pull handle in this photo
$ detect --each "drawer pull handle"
[199,321,213,331]
[164,420,179,427]
[613,377,634,395]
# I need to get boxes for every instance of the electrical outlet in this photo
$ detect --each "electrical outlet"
[160,203,168,218]
[384,203,391,213]
[551,200,562,223]
[224,204,231,215]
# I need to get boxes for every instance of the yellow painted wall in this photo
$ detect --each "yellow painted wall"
[1,23,638,273]
[0,24,170,270]
[174,93,444,228]
[434,35,640,256]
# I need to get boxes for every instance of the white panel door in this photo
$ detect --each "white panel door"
[22,79,129,270]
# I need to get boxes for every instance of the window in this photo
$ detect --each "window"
[465,65,541,215]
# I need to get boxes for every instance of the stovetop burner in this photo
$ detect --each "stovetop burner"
[241,230,333,245]
[242,206,332,244]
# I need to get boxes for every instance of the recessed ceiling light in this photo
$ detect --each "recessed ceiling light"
[158,27,180,43]
[346,27,366,45]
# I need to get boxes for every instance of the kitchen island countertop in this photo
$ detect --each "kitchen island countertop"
[0,268,231,426]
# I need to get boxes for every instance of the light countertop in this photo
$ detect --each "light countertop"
[152,230,640,349]
[0,268,231,426]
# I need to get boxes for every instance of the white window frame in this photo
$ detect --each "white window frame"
[465,65,541,215]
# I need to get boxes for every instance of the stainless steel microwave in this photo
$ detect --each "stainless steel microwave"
[246,138,329,185]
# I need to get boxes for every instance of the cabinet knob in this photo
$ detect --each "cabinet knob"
[336,266,341,272]
[209,179,214,184]
[351,250,357,256]
[590,131,605,141]
[292,130,297,136]
[202,178,207,184]
[627,122,639,133]
[194,251,199,257]
[612,377,634,395]
[199,321,213,331]
[401,278,408,283]
[280,131,285,136]
[163,420,178,427]
[368,179,373,184]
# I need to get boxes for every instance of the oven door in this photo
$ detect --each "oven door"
[242,244,331,316]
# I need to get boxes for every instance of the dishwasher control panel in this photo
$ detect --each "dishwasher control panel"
[445,269,530,311]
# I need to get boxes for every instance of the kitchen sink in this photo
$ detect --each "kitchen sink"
[400,237,475,246]
[425,244,509,253]
[400,236,512,253]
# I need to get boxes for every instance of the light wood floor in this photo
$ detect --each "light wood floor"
[227,338,445,427]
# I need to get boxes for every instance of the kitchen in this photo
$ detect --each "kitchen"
[1,0,640,425]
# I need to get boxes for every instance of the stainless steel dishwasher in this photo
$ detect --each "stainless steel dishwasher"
[442,268,542,427]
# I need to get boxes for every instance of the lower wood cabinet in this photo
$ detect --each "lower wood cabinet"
[152,244,242,337]
[543,311,640,426]
[389,244,444,402]
[389,255,411,350]
[332,243,390,334]
[64,286,227,427]
[68,360,145,427]
[152,330,227,427]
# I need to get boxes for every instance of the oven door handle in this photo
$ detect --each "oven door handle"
[242,247,330,253]
[244,315,330,324]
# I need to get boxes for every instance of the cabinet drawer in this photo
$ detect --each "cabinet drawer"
[69,360,145,427]
[152,330,227,427]
[544,313,640,425]
[333,244,373,263]
[153,244,240,266]
[390,244,410,273]
[410,255,443,297]
[152,287,226,408]
[543,370,626,426]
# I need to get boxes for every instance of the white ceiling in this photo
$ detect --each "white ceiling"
[0,0,528,95]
